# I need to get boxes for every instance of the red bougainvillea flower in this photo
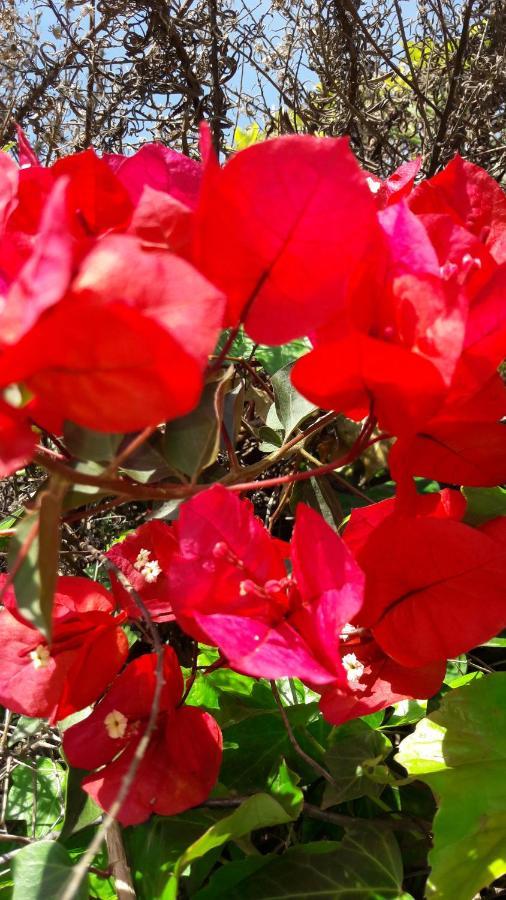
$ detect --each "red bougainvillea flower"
[194,129,380,344]
[292,201,467,436]
[103,142,202,209]
[314,490,472,725]
[409,154,506,264]
[318,634,445,727]
[389,365,506,488]
[366,157,422,208]
[63,648,223,825]
[343,491,506,668]
[107,520,177,622]
[169,484,364,684]
[0,161,225,433]
[0,576,128,723]
[0,399,36,477]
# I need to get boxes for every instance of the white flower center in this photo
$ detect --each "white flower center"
[30,644,51,669]
[342,652,365,683]
[104,709,128,739]
[366,176,381,194]
[134,548,161,583]
[340,623,355,642]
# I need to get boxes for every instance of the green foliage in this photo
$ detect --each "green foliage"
[168,792,304,898]
[232,123,264,150]
[218,327,311,375]
[12,841,88,900]
[7,758,65,839]
[397,673,506,899]
[271,361,318,438]
[462,486,506,525]
[59,767,101,841]
[197,830,408,899]
[322,720,391,807]
[63,423,123,463]
[123,810,222,899]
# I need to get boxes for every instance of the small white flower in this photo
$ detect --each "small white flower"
[104,709,128,739]
[366,176,381,194]
[340,623,355,642]
[134,548,161,583]
[342,653,365,683]
[134,548,151,571]
[30,644,51,669]
[142,560,162,583]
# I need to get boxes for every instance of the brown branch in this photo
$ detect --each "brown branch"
[105,821,136,900]
[428,0,475,175]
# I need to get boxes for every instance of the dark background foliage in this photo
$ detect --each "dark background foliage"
[1,0,505,178]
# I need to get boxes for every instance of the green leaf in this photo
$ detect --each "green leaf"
[59,767,101,841]
[480,634,506,648]
[194,855,270,900]
[271,362,317,438]
[396,673,506,899]
[217,328,310,375]
[163,379,223,479]
[63,461,110,509]
[220,706,321,792]
[63,423,123,463]
[7,758,65,839]
[267,760,304,819]
[7,512,44,636]
[462,486,506,525]
[233,122,263,150]
[12,841,88,900]
[322,720,391,807]
[444,655,467,684]
[384,698,428,727]
[123,811,222,900]
[291,476,343,530]
[121,436,175,484]
[169,793,301,898]
[205,829,406,899]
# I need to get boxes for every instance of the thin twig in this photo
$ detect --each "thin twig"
[270,681,336,788]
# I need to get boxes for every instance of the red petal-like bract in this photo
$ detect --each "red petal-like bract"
[0,401,36,477]
[170,485,364,683]
[15,125,40,168]
[63,649,223,825]
[195,132,379,343]
[0,298,203,432]
[376,157,422,208]
[107,520,176,622]
[105,143,202,209]
[319,644,445,726]
[410,155,506,263]
[0,142,225,437]
[354,510,506,666]
[0,576,128,723]
[292,332,446,436]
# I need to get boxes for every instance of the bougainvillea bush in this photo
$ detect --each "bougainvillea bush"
[0,125,505,899]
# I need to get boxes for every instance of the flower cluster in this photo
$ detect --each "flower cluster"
[0,126,505,825]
